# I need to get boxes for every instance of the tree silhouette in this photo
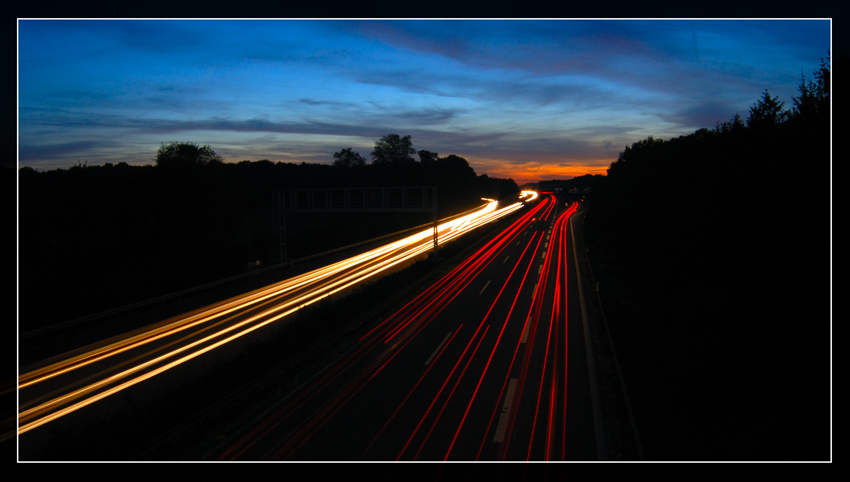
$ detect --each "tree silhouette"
[155,142,223,169]
[791,56,830,123]
[371,134,415,165]
[714,113,745,134]
[332,147,367,168]
[418,149,439,165]
[746,90,786,132]
[792,73,820,119]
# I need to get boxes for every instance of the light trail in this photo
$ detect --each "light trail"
[248,199,550,460]
[17,197,532,436]
[511,200,578,460]
[444,230,543,460]
[225,194,591,461]
[217,194,550,460]
[519,191,539,202]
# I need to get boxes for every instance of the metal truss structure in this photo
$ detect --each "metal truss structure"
[275,187,438,262]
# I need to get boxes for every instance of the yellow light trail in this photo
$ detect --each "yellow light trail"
[17,199,526,436]
[519,191,539,202]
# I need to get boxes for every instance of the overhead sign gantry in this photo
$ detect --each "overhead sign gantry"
[276,186,438,262]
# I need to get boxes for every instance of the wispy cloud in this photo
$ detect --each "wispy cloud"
[18,19,830,179]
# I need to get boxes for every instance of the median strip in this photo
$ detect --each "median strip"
[479,280,491,295]
[425,331,453,366]
[493,378,518,443]
[522,317,531,344]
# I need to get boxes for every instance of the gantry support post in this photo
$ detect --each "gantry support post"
[432,188,439,259]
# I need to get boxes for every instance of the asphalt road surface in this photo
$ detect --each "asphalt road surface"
[16,199,525,442]
[215,194,602,461]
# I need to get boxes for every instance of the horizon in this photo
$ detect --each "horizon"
[17,19,831,186]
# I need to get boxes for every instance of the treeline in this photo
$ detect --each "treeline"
[18,136,518,332]
[582,58,830,459]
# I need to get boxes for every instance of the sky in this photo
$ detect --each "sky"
[17,19,831,186]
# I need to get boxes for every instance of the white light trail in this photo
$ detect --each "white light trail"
[17,200,525,435]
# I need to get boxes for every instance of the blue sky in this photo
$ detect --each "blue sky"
[17,19,831,185]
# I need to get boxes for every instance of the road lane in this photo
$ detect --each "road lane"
[17,198,528,438]
[215,193,600,461]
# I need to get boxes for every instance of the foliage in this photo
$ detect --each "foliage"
[19,138,520,333]
[155,141,223,169]
[418,150,439,164]
[371,133,416,165]
[746,90,787,131]
[790,56,831,125]
[332,147,367,168]
[584,55,830,460]
[713,113,745,135]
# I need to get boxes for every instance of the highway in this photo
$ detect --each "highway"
[16,196,528,439]
[215,193,600,461]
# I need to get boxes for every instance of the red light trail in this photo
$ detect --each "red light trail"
[214,194,591,461]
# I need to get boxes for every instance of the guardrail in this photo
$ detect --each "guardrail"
[20,203,488,341]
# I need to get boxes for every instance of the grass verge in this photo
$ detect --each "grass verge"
[572,210,643,461]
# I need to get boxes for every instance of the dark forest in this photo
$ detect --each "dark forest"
[568,57,831,460]
[18,143,519,333]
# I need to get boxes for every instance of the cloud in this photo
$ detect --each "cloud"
[18,19,831,181]
[19,140,104,162]
[299,98,354,107]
